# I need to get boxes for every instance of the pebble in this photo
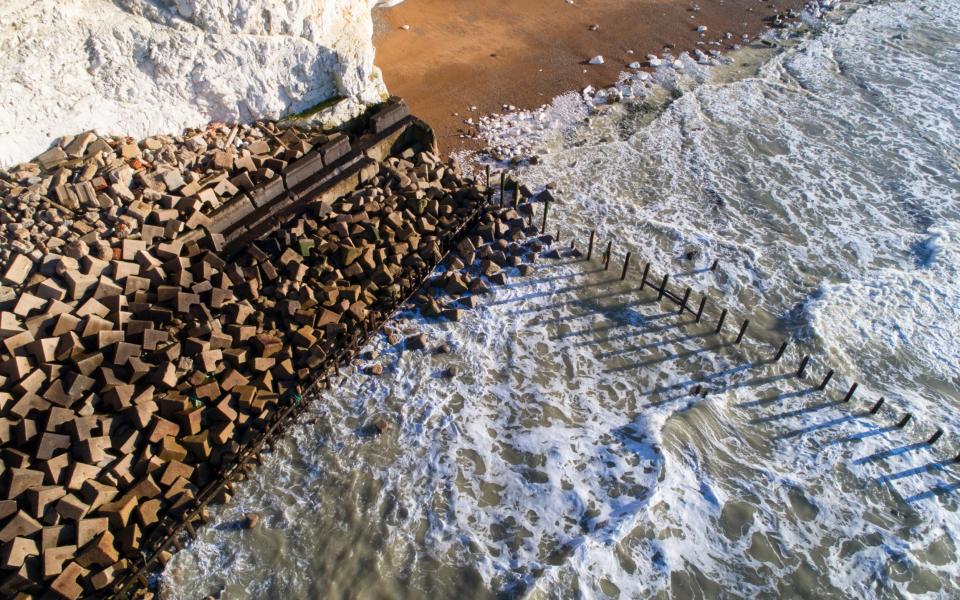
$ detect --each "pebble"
[371,416,392,434]
[367,363,384,376]
[406,333,429,350]
[243,513,261,529]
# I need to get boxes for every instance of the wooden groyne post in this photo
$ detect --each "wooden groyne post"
[772,341,788,362]
[796,355,810,378]
[678,287,691,315]
[715,308,727,335]
[818,369,835,391]
[735,319,749,344]
[842,383,858,402]
[658,273,670,300]
[695,296,707,323]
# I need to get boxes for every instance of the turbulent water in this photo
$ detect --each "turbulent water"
[162,1,960,598]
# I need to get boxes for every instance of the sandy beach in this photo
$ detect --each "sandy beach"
[374,0,805,152]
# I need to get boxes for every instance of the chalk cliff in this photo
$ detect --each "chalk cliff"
[0,0,391,167]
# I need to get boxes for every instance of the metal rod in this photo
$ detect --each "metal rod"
[541,199,550,232]
[485,164,490,188]
[797,355,810,378]
[678,288,691,314]
[735,319,750,344]
[695,296,707,323]
[773,341,788,362]
[928,428,944,446]
[896,413,912,428]
[603,241,612,270]
[842,382,858,402]
[658,273,670,300]
[715,309,727,335]
[869,397,885,414]
[499,172,505,206]
[818,369,834,391]
[556,228,561,242]
[587,231,596,261]
[640,263,650,289]
[620,252,632,281]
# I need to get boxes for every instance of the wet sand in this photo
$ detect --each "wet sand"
[373,0,804,153]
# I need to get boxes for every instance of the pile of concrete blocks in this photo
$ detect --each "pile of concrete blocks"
[0,99,503,598]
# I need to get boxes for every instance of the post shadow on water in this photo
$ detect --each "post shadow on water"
[905,481,960,504]
[876,459,951,485]
[749,399,846,425]
[853,441,934,465]
[505,284,648,315]
[735,384,818,409]
[595,330,713,359]
[499,265,607,290]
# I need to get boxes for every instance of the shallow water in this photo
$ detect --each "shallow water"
[162,1,960,598]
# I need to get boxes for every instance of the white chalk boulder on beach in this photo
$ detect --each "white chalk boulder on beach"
[588,55,605,65]
[628,61,641,69]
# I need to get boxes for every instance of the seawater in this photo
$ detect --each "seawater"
[161,1,960,598]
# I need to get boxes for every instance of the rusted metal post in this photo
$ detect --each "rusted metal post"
[773,341,787,362]
[500,171,505,206]
[640,263,650,289]
[587,230,596,260]
[796,355,810,378]
[658,273,670,300]
[603,241,612,270]
[735,319,749,344]
[486,164,490,187]
[715,308,727,334]
[678,287,691,314]
[620,252,632,280]
[541,199,550,232]
[928,428,944,445]
[869,397,885,414]
[695,295,707,323]
[556,228,561,242]
[818,369,834,391]
[896,413,912,428]
[841,382,858,402]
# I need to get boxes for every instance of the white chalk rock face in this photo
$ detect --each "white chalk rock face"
[0,0,390,167]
